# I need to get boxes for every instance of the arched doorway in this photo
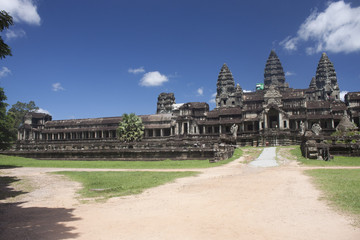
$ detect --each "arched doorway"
[268,108,279,129]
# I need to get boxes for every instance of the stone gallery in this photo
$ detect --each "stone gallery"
[11,51,360,160]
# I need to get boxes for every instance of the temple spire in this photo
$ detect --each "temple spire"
[309,77,316,89]
[215,63,243,108]
[216,63,235,93]
[264,50,288,90]
[314,52,340,101]
[315,52,338,89]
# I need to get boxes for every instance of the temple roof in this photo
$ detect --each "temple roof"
[45,114,173,128]
[217,107,242,115]
[179,102,209,109]
[281,89,305,99]
[346,92,360,100]
[243,91,264,101]
[306,101,331,109]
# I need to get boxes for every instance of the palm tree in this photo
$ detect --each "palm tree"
[117,113,144,142]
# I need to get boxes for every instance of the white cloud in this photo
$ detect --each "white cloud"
[209,92,217,103]
[340,90,348,101]
[280,36,298,51]
[0,0,41,25]
[140,71,168,87]
[128,67,145,74]
[280,1,360,54]
[5,29,26,40]
[35,108,51,115]
[285,71,295,76]
[0,67,11,78]
[243,89,253,93]
[197,87,204,96]
[52,82,64,92]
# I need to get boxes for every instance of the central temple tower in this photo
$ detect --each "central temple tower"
[264,50,288,90]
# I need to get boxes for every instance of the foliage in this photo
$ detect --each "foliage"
[8,101,39,129]
[290,146,360,166]
[306,169,360,224]
[0,87,17,150]
[117,113,144,142]
[54,171,198,200]
[0,10,13,59]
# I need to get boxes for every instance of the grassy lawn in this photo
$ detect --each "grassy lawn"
[306,169,360,225]
[0,148,243,169]
[54,171,198,201]
[290,146,360,166]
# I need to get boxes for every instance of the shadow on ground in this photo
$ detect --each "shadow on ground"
[0,165,20,169]
[0,175,27,200]
[0,176,80,239]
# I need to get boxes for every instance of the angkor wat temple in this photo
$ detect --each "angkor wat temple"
[9,51,360,160]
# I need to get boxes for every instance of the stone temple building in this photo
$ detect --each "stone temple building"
[14,51,360,158]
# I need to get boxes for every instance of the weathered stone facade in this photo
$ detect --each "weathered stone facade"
[8,51,360,159]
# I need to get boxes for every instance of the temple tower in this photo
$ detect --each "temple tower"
[156,93,175,114]
[315,52,340,101]
[264,50,288,90]
[215,63,243,108]
[309,77,316,89]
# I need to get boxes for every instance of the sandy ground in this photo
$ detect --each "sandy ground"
[1,148,360,240]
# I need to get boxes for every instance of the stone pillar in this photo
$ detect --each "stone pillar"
[331,119,335,129]
[203,126,206,134]
[252,122,255,131]
[160,129,164,137]
[212,126,215,134]
[219,125,222,134]
[264,114,268,129]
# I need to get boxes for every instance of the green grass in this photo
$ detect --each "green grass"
[306,169,360,224]
[290,146,360,166]
[0,148,243,169]
[54,171,198,200]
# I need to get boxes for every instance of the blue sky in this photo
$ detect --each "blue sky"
[0,0,359,120]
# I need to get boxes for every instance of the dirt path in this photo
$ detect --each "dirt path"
[1,150,360,239]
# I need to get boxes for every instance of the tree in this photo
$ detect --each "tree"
[117,113,144,142]
[0,11,15,149]
[0,10,13,59]
[0,87,16,150]
[8,101,39,129]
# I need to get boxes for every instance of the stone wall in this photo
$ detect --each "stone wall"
[4,138,228,161]
[301,135,360,158]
